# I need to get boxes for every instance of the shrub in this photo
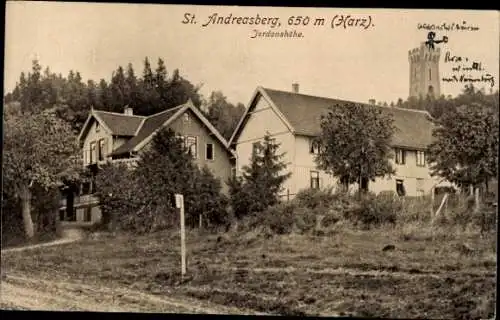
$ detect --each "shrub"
[95,162,138,231]
[345,193,398,228]
[262,202,296,235]
[293,206,317,233]
[295,187,337,209]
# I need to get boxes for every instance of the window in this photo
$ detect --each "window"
[396,179,406,196]
[179,135,185,148]
[310,139,320,154]
[95,121,100,132]
[90,142,96,163]
[231,167,237,178]
[206,143,214,160]
[186,136,197,158]
[183,113,190,122]
[98,139,106,161]
[416,178,425,197]
[310,171,320,189]
[429,68,431,81]
[416,151,426,167]
[395,148,406,165]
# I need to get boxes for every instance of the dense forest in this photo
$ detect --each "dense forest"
[3,58,245,139]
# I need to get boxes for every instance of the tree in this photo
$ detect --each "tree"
[3,108,81,239]
[315,103,396,193]
[229,133,291,218]
[109,66,127,112]
[125,63,138,108]
[204,91,245,140]
[427,103,499,192]
[101,127,228,232]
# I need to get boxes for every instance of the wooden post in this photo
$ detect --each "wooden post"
[175,194,186,279]
[432,193,449,223]
[430,187,435,217]
[474,187,480,214]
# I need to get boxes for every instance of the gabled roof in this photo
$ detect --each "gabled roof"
[230,86,435,150]
[108,100,236,158]
[78,109,145,141]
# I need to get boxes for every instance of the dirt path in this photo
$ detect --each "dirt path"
[1,228,85,254]
[0,274,264,314]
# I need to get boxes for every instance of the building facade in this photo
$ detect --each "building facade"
[230,86,445,200]
[60,100,235,225]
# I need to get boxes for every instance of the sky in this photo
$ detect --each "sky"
[4,2,499,106]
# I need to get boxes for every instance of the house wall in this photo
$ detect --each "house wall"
[82,118,114,166]
[292,136,441,197]
[372,149,439,197]
[142,108,234,193]
[292,135,339,197]
[234,95,295,197]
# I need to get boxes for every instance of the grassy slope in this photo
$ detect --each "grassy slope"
[2,226,496,318]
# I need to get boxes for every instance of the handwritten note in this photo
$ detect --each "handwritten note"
[442,51,495,88]
[182,13,375,38]
[417,21,480,32]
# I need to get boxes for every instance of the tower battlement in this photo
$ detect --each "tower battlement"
[408,42,441,63]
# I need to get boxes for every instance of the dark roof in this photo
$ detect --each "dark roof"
[262,88,434,149]
[110,106,182,156]
[94,111,145,136]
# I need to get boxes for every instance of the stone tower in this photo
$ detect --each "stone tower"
[408,42,441,98]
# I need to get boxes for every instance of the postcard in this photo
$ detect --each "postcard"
[2,2,498,319]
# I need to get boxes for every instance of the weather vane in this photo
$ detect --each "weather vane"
[425,32,448,50]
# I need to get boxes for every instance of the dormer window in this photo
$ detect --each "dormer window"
[310,139,320,154]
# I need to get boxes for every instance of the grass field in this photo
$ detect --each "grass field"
[2,225,496,318]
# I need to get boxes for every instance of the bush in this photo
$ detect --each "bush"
[293,206,317,233]
[295,187,337,209]
[345,193,398,228]
[263,203,296,235]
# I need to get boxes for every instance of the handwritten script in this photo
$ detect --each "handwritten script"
[182,13,375,39]
[442,51,495,88]
[417,21,480,31]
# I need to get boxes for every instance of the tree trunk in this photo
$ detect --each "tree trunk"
[20,185,35,239]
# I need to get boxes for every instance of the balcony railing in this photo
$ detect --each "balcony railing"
[60,194,100,208]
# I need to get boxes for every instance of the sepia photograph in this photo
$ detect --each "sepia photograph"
[1,2,499,318]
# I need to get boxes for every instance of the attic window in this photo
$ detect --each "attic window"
[183,113,190,122]
[310,139,320,154]
[95,121,100,132]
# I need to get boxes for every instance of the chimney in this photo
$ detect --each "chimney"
[124,106,133,115]
[368,99,376,105]
[292,83,299,93]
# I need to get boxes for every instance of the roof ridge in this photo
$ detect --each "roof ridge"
[145,104,186,119]
[262,87,431,115]
[93,109,146,118]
